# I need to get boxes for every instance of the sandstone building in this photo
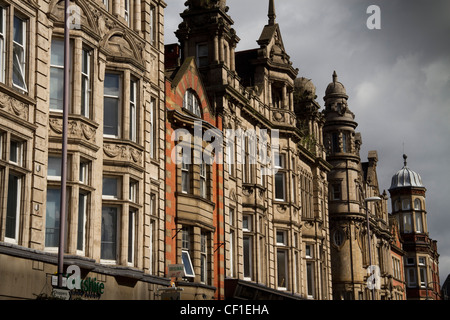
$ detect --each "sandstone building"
[0,0,441,301]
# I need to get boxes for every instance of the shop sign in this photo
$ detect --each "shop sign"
[52,265,105,299]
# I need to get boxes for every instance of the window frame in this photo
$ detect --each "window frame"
[81,46,92,118]
[12,14,27,93]
[274,153,286,201]
[100,205,119,264]
[103,72,122,139]
[4,172,22,244]
[0,6,6,83]
[129,79,137,142]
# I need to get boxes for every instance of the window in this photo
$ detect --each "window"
[9,139,23,166]
[0,7,5,83]
[128,209,136,265]
[402,199,410,210]
[77,192,87,253]
[79,160,89,184]
[45,188,68,249]
[394,200,400,212]
[276,230,287,246]
[243,236,252,280]
[101,206,118,262]
[342,133,348,153]
[274,153,286,201]
[305,244,313,258]
[48,155,62,180]
[124,0,130,25]
[331,133,339,153]
[129,179,138,203]
[403,213,412,233]
[196,43,208,67]
[50,38,65,111]
[414,199,422,210]
[129,80,137,142]
[102,176,119,199]
[407,268,416,287]
[13,15,27,92]
[183,90,201,117]
[306,262,315,298]
[201,233,208,284]
[5,174,21,243]
[200,160,207,198]
[242,215,251,232]
[81,48,91,117]
[332,183,341,200]
[181,228,195,278]
[277,250,288,289]
[181,151,190,193]
[149,97,156,158]
[104,73,121,138]
[333,228,344,247]
[415,213,423,233]
[102,0,109,10]
[149,6,156,46]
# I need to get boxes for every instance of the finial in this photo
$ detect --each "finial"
[403,154,408,167]
[268,0,276,25]
[332,70,338,83]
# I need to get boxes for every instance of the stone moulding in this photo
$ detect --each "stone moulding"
[0,91,29,121]
[103,143,143,166]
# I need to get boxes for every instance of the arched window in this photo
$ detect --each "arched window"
[183,90,201,117]
[414,199,422,211]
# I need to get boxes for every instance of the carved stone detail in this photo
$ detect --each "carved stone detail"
[0,92,29,121]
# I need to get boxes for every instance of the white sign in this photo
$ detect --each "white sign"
[168,264,185,278]
[52,288,70,300]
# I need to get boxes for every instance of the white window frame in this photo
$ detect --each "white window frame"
[200,160,207,198]
[403,213,412,233]
[276,230,287,246]
[5,173,22,244]
[415,212,423,233]
[306,261,315,298]
[149,5,156,46]
[181,228,195,278]
[76,192,88,254]
[79,160,89,184]
[12,15,27,92]
[81,47,91,118]
[181,151,190,193]
[129,80,137,142]
[9,139,23,166]
[129,179,138,203]
[0,7,6,83]
[200,233,208,284]
[103,73,122,138]
[149,97,156,158]
[183,90,201,117]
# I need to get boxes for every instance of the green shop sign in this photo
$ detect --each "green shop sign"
[52,265,105,299]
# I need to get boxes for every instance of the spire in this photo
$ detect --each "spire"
[403,154,408,167]
[268,0,276,25]
[333,70,338,83]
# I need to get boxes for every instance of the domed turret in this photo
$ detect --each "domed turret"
[294,77,316,101]
[389,154,424,190]
[325,71,347,97]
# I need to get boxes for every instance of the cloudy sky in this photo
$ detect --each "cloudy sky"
[164,0,450,286]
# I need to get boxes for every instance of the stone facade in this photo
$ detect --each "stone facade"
[0,0,169,300]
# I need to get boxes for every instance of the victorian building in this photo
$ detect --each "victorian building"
[389,155,441,300]
[0,0,169,300]
[165,0,333,300]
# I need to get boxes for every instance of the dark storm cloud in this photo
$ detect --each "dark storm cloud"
[164,0,450,285]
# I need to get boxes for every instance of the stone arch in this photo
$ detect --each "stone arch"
[48,0,99,35]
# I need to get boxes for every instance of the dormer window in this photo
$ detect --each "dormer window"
[183,90,201,117]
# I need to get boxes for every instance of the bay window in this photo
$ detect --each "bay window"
[0,7,5,83]
[50,38,65,111]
